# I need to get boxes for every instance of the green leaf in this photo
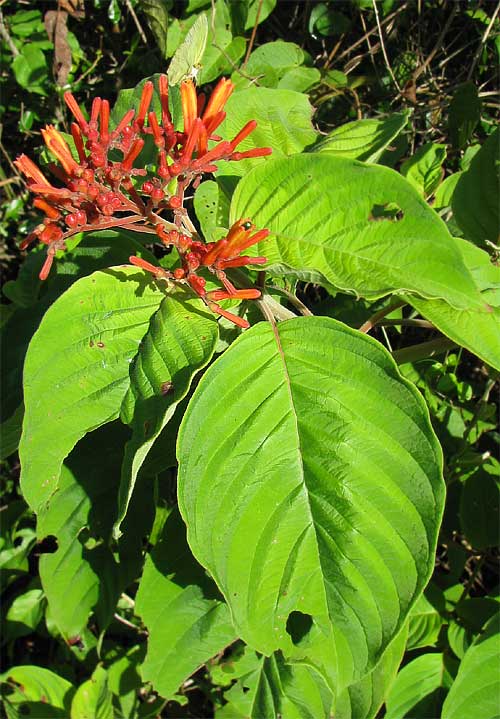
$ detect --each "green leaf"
[334,625,407,719]
[135,509,237,699]
[460,458,500,549]
[452,128,500,247]
[278,66,321,93]
[231,154,483,309]
[244,0,276,29]
[448,82,481,150]
[140,0,171,57]
[217,650,333,719]
[178,317,444,688]
[0,404,23,460]
[37,423,131,639]
[401,142,447,197]
[12,44,49,95]
[442,614,500,719]
[217,88,317,178]
[433,172,462,209]
[3,587,45,643]
[309,4,351,37]
[407,238,500,371]
[105,644,144,719]
[194,179,231,241]
[406,582,445,650]
[199,33,246,85]
[385,653,450,719]
[0,666,73,719]
[19,267,164,513]
[239,41,305,88]
[71,666,113,719]
[311,112,409,163]
[115,289,218,537]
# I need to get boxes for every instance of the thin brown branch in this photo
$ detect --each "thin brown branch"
[0,8,19,57]
[371,0,401,93]
[242,0,264,69]
[467,0,500,80]
[359,300,407,333]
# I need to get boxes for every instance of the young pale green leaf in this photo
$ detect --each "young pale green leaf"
[217,650,333,719]
[0,665,73,719]
[236,41,305,89]
[70,666,114,719]
[407,238,500,370]
[406,582,445,650]
[135,509,237,699]
[19,267,164,513]
[452,128,499,247]
[178,317,444,689]
[311,111,410,163]
[217,88,317,177]
[231,154,483,309]
[244,0,276,29]
[334,625,407,719]
[442,614,500,719]
[401,142,447,197]
[115,290,218,537]
[433,172,462,209]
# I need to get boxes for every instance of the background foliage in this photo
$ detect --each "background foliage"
[1,1,498,717]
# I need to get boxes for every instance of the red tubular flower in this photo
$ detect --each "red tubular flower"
[136,81,154,129]
[14,154,53,187]
[41,125,80,175]
[181,80,198,135]
[202,78,234,133]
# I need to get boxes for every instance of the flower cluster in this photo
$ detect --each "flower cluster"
[14,75,271,325]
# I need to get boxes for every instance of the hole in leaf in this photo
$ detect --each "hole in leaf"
[369,202,404,222]
[77,528,103,550]
[286,611,313,645]
[37,534,58,554]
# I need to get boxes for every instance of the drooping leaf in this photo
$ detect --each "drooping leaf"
[407,238,500,370]
[217,88,317,178]
[311,112,409,163]
[231,154,483,309]
[70,666,114,719]
[385,653,451,719]
[115,289,218,537]
[448,82,481,150]
[442,614,500,719]
[19,267,164,513]
[334,625,407,719]
[140,0,171,57]
[135,509,237,699]
[0,666,73,719]
[401,142,447,197]
[433,172,462,209]
[217,649,333,719]
[3,586,45,643]
[178,317,444,689]
[452,128,500,247]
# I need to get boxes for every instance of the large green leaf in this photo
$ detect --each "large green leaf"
[231,154,483,309]
[178,317,444,688]
[115,290,218,537]
[217,88,317,177]
[19,267,164,513]
[0,666,73,719]
[407,238,500,370]
[452,128,500,246]
[334,625,407,719]
[217,649,333,719]
[135,509,237,699]
[442,614,500,719]
[312,112,410,163]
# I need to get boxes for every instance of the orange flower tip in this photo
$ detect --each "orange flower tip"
[39,252,55,281]
[209,302,249,329]
[129,255,162,275]
[15,154,52,187]
[137,81,154,124]
[230,147,272,161]
[230,120,258,149]
[19,233,38,251]
[64,92,89,131]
